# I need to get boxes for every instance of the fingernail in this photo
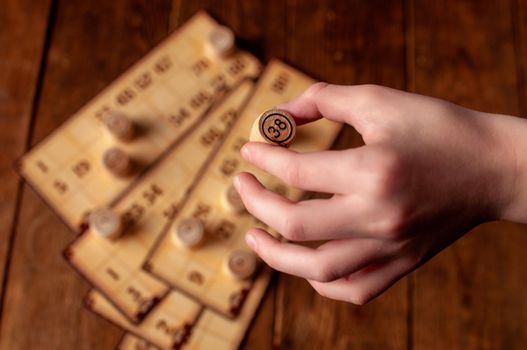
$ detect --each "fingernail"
[233,175,241,192]
[245,233,257,251]
[240,144,251,160]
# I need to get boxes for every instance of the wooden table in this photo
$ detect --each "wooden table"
[2,1,527,349]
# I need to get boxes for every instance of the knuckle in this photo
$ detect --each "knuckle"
[281,214,305,241]
[378,148,403,181]
[382,208,409,238]
[312,260,337,283]
[305,81,329,98]
[389,237,415,257]
[283,158,302,187]
[354,85,397,142]
[348,289,374,306]
[312,284,330,299]
[367,147,414,238]
[357,84,389,106]
[371,147,404,198]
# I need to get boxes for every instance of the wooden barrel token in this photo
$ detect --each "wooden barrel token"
[89,207,123,239]
[224,249,257,280]
[173,218,204,249]
[249,109,296,147]
[206,25,235,57]
[103,147,132,177]
[222,183,245,214]
[103,112,135,141]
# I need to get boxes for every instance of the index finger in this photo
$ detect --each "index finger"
[277,83,403,141]
[241,142,362,194]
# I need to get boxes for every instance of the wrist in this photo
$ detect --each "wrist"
[491,113,527,223]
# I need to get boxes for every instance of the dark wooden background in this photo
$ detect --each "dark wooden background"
[2,0,527,349]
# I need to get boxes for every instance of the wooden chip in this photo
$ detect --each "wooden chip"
[249,109,296,146]
[206,25,235,57]
[103,112,135,141]
[224,249,257,280]
[173,218,204,249]
[103,147,132,177]
[89,207,123,239]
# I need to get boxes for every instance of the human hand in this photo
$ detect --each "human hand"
[234,83,527,304]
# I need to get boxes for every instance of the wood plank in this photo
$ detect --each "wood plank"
[0,1,172,349]
[173,2,408,348]
[0,0,52,304]
[515,0,527,116]
[410,1,527,349]
[17,11,261,232]
[170,2,289,348]
[171,0,287,62]
[274,1,409,349]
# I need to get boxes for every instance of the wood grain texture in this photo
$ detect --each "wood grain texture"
[516,0,527,116]
[169,2,408,349]
[3,1,527,349]
[170,2,290,348]
[0,0,52,304]
[410,1,527,349]
[274,1,408,349]
[0,1,172,349]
